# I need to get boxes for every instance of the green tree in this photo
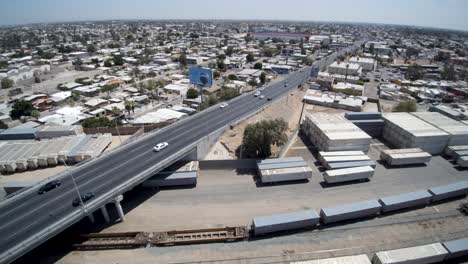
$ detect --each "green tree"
[81,117,122,128]
[227,74,238,81]
[1,77,14,89]
[213,71,221,79]
[0,120,8,129]
[111,106,122,116]
[87,44,96,53]
[393,101,417,112]
[241,118,288,159]
[179,53,187,67]
[217,59,226,71]
[186,88,199,99]
[200,95,219,110]
[10,100,36,119]
[30,110,40,120]
[101,83,118,98]
[220,87,239,101]
[113,55,124,66]
[225,46,234,56]
[441,64,457,81]
[248,78,258,88]
[246,53,255,63]
[259,72,267,85]
[405,64,424,81]
[253,62,263,70]
[104,59,112,67]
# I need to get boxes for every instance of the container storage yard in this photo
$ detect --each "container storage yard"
[302,113,372,152]
[0,134,112,173]
[382,113,450,154]
[411,112,468,146]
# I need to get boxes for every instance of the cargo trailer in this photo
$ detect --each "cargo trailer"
[260,166,312,183]
[324,166,374,183]
[380,148,423,161]
[252,210,320,235]
[428,181,468,201]
[318,151,365,164]
[457,156,468,168]
[372,243,448,264]
[378,190,432,213]
[442,237,468,259]
[445,145,468,158]
[386,152,432,166]
[291,254,371,264]
[320,199,381,224]
[322,155,371,167]
[326,160,376,170]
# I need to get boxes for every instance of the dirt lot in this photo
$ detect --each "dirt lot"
[219,89,306,158]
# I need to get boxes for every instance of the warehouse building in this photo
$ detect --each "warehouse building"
[382,113,450,154]
[302,113,372,152]
[349,56,376,71]
[411,112,468,146]
[327,62,362,76]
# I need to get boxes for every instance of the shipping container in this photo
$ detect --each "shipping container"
[318,151,365,164]
[380,148,423,161]
[260,166,312,183]
[445,145,468,157]
[457,156,468,168]
[320,199,381,224]
[291,254,371,264]
[322,155,371,167]
[324,166,374,183]
[428,181,468,201]
[326,160,376,170]
[142,171,197,187]
[252,210,320,235]
[378,190,432,213]
[372,243,448,264]
[387,152,432,166]
[453,150,468,158]
[442,237,468,259]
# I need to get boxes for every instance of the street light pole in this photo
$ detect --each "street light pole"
[61,159,87,214]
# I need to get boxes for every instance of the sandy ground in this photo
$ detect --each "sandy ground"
[219,89,306,158]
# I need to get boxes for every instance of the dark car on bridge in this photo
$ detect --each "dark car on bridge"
[38,180,62,195]
[72,192,95,207]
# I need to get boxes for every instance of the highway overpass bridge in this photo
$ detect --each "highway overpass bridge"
[0,67,311,264]
[0,39,367,263]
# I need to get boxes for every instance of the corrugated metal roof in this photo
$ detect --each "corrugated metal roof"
[321,200,381,216]
[379,190,432,206]
[253,210,319,227]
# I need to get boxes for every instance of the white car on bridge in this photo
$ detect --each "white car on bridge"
[153,142,169,152]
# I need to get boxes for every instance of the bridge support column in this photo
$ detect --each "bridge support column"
[114,195,125,222]
[101,206,110,223]
[88,212,95,223]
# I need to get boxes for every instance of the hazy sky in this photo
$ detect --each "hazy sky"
[1,0,467,31]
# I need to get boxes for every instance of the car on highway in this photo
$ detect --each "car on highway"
[259,95,265,99]
[38,180,62,195]
[254,91,261,97]
[220,103,229,108]
[153,142,169,152]
[284,81,289,87]
[267,97,272,101]
[72,192,95,207]
[259,87,265,92]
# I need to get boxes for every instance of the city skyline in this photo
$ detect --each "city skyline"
[1,0,467,31]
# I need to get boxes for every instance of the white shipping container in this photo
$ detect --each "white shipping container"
[457,156,468,168]
[318,151,365,163]
[324,166,374,183]
[291,254,371,264]
[322,155,370,167]
[260,167,312,183]
[387,152,432,166]
[380,148,423,161]
[372,243,448,264]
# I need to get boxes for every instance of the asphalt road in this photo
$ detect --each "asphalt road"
[0,68,311,263]
[0,41,365,263]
